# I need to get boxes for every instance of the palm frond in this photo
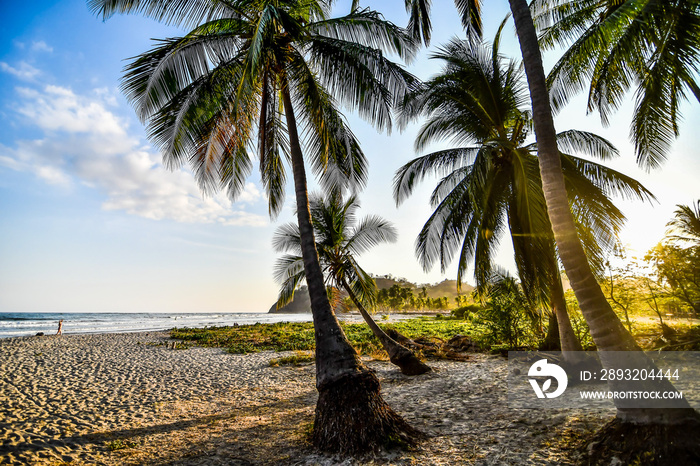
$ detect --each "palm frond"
[308,35,421,133]
[347,216,398,256]
[121,29,249,122]
[310,8,419,63]
[287,52,368,193]
[272,222,302,254]
[561,154,656,203]
[666,201,700,245]
[144,57,257,196]
[259,72,290,218]
[540,0,700,166]
[88,0,237,28]
[273,254,306,307]
[454,0,483,40]
[393,147,480,206]
[405,0,432,45]
[553,129,619,161]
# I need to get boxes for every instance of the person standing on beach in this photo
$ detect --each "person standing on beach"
[56,319,63,336]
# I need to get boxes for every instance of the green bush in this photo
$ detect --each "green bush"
[473,299,532,349]
[451,304,484,319]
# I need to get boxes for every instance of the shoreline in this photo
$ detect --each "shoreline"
[0,331,611,465]
[0,311,440,340]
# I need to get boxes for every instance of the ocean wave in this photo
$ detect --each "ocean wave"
[0,312,312,338]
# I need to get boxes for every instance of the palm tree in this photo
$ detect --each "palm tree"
[507,0,698,429]
[88,0,421,452]
[393,24,654,354]
[273,192,431,375]
[533,0,700,169]
[395,0,645,357]
[399,0,699,431]
[667,201,700,246]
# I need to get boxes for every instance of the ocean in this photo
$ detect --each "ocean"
[0,312,313,339]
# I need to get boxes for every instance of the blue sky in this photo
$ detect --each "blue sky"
[1,1,698,313]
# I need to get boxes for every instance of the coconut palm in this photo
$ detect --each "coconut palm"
[393,24,654,353]
[88,0,421,452]
[667,200,700,246]
[507,0,699,431]
[533,0,700,169]
[395,0,698,428]
[393,0,641,355]
[273,192,431,375]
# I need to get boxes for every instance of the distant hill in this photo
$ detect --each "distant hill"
[268,286,312,314]
[268,286,348,314]
[374,276,473,301]
[269,277,474,313]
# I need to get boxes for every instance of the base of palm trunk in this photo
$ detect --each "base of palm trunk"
[390,349,432,376]
[583,412,700,465]
[539,315,561,351]
[312,370,423,454]
[539,331,561,351]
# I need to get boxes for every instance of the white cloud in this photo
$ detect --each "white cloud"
[0,61,40,81]
[16,85,128,137]
[31,41,53,53]
[0,84,267,227]
[92,87,119,106]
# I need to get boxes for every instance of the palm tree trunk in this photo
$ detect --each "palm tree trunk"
[551,274,583,353]
[280,79,420,452]
[541,311,560,350]
[541,280,582,354]
[508,0,696,424]
[341,278,431,375]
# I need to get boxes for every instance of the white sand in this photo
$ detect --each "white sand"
[0,332,609,465]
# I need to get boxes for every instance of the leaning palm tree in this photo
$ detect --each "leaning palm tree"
[393,24,654,355]
[505,4,700,459]
[273,192,431,375]
[88,0,422,452]
[394,0,646,357]
[667,200,700,246]
[394,0,700,437]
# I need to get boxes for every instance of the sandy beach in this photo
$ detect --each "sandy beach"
[0,332,611,465]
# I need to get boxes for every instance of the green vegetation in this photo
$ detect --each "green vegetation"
[170,318,468,355]
[172,312,698,355]
[269,351,315,367]
[375,284,452,311]
[172,318,475,355]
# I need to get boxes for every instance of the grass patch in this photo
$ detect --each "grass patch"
[170,315,696,355]
[171,317,482,355]
[269,351,315,367]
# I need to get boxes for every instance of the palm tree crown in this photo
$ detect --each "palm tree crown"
[273,191,397,309]
[533,0,700,169]
[273,192,432,375]
[88,0,420,213]
[667,200,700,246]
[393,24,654,306]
